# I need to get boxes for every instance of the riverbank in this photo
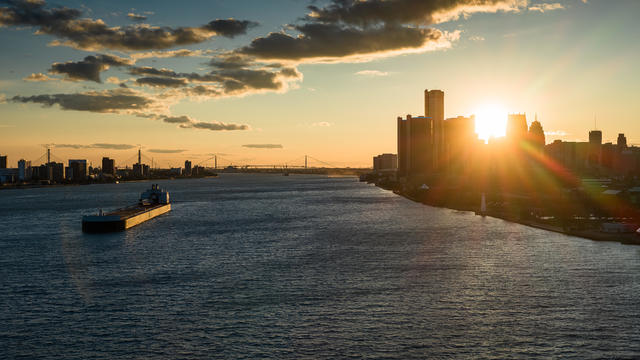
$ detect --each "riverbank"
[0,175,219,191]
[391,187,640,246]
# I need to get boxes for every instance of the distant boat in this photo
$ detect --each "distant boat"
[82,184,171,233]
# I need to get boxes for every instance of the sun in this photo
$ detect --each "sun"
[474,104,508,142]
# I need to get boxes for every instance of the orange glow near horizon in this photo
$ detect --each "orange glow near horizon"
[474,105,508,142]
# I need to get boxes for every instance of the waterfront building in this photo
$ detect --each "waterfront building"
[184,160,192,176]
[0,155,7,168]
[507,113,528,143]
[617,133,627,150]
[444,116,476,173]
[373,153,398,172]
[133,163,150,178]
[425,90,445,168]
[397,115,434,178]
[528,119,546,151]
[102,157,115,177]
[18,159,31,181]
[588,130,603,166]
[68,160,88,181]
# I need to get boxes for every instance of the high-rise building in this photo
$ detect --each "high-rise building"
[588,130,602,166]
[0,155,7,168]
[507,113,528,142]
[617,133,627,150]
[102,157,115,176]
[397,115,434,177]
[444,116,476,172]
[528,119,545,151]
[373,154,398,172]
[18,159,31,181]
[184,160,192,176]
[425,90,444,168]
[68,159,87,181]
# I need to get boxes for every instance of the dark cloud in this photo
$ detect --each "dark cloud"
[11,88,154,113]
[307,0,522,26]
[0,0,257,50]
[162,115,191,124]
[242,144,283,149]
[136,77,188,88]
[209,54,252,69]
[189,121,250,131]
[49,54,133,82]
[158,115,250,131]
[148,149,187,153]
[238,23,443,61]
[54,143,136,150]
[201,19,258,38]
[129,64,302,95]
[127,12,147,22]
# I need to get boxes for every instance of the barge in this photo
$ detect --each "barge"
[82,184,171,233]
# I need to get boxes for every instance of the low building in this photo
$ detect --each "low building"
[373,153,398,172]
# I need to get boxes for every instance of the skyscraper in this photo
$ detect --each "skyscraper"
[507,113,528,142]
[425,90,444,168]
[184,160,192,176]
[528,118,545,151]
[0,155,7,169]
[397,115,433,177]
[588,130,602,166]
[102,157,115,176]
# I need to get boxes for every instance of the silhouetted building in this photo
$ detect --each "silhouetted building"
[397,114,434,178]
[425,90,445,168]
[373,153,398,172]
[617,133,627,150]
[184,160,192,176]
[102,157,115,176]
[133,163,150,178]
[49,162,64,182]
[507,113,528,142]
[18,159,31,181]
[444,116,476,172]
[0,155,6,168]
[528,118,545,151]
[68,159,87,181]
[588,130,602,166]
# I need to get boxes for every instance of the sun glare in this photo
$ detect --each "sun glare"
[474,105,508,142]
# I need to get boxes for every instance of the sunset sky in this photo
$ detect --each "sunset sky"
[0,0,638,168]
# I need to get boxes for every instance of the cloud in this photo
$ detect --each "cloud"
[307,0,525,26]
[54,143,136,150]
[49,54,133,82]
[201,19,258,37]
[130,49,211,60]
[528,3,565,12]
[312,121,332,127]
[469,35,485,41]
[160,115,251,131]
[239,23,447,62]
[24,72,57,81]
[127,12,147,21]
[0,0,257,51]
[355,70,388,77]
[129,63,303,96]
[148,149,187,153]
[242,144,283,149]
[11,88,157,113]
[136,77,188,88]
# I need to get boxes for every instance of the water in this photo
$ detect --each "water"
[1,174,639,359]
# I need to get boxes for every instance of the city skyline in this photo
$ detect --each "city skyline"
[1,0,639,167]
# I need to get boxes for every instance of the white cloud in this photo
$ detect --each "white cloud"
[529,3,565,12]
[355,70,389,77]
[469,35,485,41]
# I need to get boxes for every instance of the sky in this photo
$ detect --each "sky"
[0,0,638,168]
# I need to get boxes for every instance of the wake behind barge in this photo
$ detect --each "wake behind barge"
[82,184,171,233]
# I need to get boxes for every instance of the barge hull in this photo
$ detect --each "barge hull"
[82,204,171,233]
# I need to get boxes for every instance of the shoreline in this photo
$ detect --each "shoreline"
[390,188,640,246]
